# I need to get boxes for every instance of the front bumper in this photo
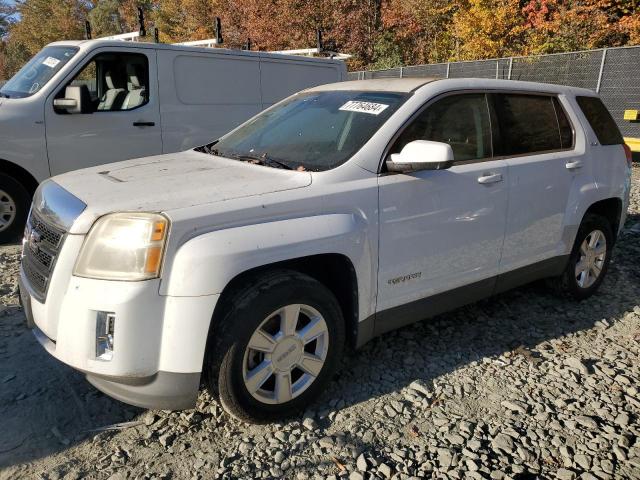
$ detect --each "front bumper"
[19,266,219,410]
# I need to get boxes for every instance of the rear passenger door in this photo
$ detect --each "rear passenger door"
[46,47,162,176]
[492,93,584,273]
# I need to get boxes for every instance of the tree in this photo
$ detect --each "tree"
[8,0,89,56]
[452,0,525,60]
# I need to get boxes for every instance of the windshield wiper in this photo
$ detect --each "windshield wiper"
[228,152,295,170]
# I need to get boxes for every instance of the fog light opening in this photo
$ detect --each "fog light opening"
[96,311,115,361]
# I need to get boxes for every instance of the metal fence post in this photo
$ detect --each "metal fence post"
[446,63,450,78]
[508,57,513,80]
[596,48,607,93]
[399,66,403,78]
[496,60,499,79]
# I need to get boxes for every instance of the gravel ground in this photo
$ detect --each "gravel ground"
[1,166,640,480]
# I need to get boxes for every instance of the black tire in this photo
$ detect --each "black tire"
[549,213,613,300]
[0,173,31,244]
[204,270,345,423]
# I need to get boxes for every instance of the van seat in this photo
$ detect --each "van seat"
[121,64,147,110]
[97,70,127,111]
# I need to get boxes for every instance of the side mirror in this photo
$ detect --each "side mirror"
[387,140,454,173]
[53,85,91,114]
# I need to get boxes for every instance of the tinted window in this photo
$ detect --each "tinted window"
[209,91,408,171]
[391,93,492,161]
[493,94,561,155]
[553,97,574,149]
[576,96,623,145]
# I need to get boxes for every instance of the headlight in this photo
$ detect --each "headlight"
[74,212,169,281]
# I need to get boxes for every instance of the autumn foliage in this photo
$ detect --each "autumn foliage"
[0,0,638,79]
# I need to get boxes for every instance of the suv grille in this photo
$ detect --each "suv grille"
[21,211,66,302]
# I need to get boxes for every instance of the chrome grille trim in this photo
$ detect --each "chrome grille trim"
[21,210,67,303]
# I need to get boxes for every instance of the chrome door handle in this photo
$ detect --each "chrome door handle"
[477,173,503,184]
[565,160,583,170]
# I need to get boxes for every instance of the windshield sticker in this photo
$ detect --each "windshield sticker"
[42,57,61,68]
[339,100,389,115]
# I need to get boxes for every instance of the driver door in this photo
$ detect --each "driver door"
[45,47,162,176]
[376,93,509,328]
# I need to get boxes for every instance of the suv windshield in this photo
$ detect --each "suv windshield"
[205,90,409,171]
[0,46,78,99]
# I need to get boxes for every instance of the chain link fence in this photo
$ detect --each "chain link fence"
[348,46,640,140]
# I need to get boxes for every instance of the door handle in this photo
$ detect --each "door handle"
[133,121,155,127]
[477,173,503,184]
[565,160,583,170]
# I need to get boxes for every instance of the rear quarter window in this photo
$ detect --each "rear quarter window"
[575,96,623,146]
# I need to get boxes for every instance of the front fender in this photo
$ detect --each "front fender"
[160,213,373,303]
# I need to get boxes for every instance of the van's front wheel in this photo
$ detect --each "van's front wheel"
[0,174,30,244]
[205,270,345,423]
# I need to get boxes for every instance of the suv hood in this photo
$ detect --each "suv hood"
[52,150,312,233]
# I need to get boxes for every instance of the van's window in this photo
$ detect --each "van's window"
[553,97,574,149]
[56,52,149,113]
[390,93,492,162]
[493,94,562,155]
[576,96,623,145]
[206,91,409,171]
[0,46,78,99]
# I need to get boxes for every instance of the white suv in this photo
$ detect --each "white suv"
[19,78,632,422]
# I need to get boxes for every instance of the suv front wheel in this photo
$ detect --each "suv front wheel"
[205,270,345,422]
[551,213,613,300]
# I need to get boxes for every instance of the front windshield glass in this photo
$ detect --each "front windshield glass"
[207,90,409,171]
[0,46,78,99]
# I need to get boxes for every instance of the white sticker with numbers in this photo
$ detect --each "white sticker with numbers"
[42,57,61,68]
[339,100,389,115]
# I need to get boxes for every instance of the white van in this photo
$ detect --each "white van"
[0,39,346,241]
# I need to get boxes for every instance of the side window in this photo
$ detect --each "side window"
[57,52,149,113]
[492,94,561,156]
[391,93,492,162]
[553,97,574,149]
[575,96,624,146]
[69,60,98,100]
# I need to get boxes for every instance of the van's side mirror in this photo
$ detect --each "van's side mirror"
[53,85,91,114]
[387,140,454,173]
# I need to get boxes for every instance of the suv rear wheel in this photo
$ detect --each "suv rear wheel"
[550,213,613,300]
[205,270,345,422]
[0,173,30,244]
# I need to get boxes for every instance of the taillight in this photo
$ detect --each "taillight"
[623,143,633,168]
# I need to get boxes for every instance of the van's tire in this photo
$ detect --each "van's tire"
[0,173,30,244]
[204,270,345,423]
[549,214,613,300]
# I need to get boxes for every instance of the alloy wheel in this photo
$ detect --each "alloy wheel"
[575,229,607,289]
[0,190,17,233]
[242,303,329,405]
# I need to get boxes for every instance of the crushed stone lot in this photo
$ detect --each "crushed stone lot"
[1,166,639,480]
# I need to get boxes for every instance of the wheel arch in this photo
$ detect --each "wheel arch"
[0,158,40,196]
[208,253,360,349]
[583,197,623,242]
